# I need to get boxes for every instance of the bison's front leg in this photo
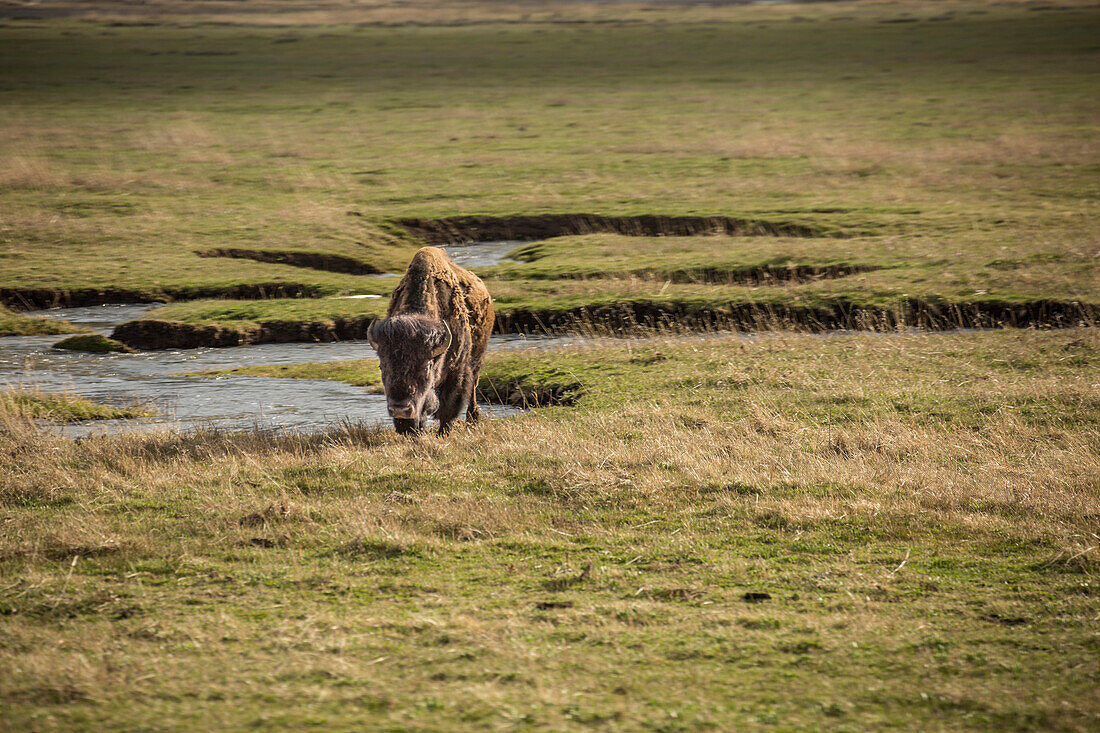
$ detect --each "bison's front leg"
[436,370,477,435]
[466,367,482,424]
[436,407,460,436]
[434,393,460,436]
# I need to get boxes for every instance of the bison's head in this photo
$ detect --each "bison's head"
[367,315,452,432]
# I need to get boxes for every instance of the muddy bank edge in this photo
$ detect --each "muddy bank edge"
[110,298,1097,350]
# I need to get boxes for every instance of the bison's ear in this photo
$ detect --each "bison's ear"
[367,318,383,350]
[431,321,452,359]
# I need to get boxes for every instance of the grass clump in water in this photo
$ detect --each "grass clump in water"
[53,334,135,353]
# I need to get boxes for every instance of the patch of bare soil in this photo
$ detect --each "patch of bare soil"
[195,248,382,276]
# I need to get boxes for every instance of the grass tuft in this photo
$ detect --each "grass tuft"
[53,334,134,353]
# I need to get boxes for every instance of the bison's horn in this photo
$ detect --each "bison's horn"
[431,321,452,359]
[367,318,382,349]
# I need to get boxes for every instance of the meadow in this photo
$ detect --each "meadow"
[0,0,1096,332]
[1,0,1098,730]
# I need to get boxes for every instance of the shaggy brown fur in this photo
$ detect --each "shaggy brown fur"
[368,247,494,435]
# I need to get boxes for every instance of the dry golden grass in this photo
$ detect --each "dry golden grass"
[12,0,1100,27]
[1,329,1097,729]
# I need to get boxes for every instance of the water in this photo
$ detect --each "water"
[443,241,523,269]
[330,241,523,296]
[3,303,561,438]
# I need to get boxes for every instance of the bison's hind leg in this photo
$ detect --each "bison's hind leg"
[466,399,482,424]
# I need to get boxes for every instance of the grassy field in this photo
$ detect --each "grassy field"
[2,328,1098,730]
[0,0,1096,334]
[1,1,1098,729]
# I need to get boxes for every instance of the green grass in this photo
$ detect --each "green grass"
[2,328,1097,730]
[0,0,1096,329]
[0,390,152,422]
[142,294,390,329]
[195,328,1100,430]
[52,334,134,353]
[0,305,84,337]
[193,353,586,407]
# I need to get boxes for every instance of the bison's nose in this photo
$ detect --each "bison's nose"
[388,401,415,419]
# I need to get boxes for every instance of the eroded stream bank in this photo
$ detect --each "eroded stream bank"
[494,297,1097,335]
[0,240,524,311]
[110,297,1097,351]
[393,213,833,242]
[108,241,526,349]
[0,283,325,311]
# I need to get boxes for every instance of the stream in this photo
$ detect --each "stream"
[1,242,545,437]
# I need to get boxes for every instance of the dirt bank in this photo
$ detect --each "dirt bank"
[494,298,1098,334]
[476,378,584,408]
[110,298,1096,350]
[394,214,832,244]
[194,249,383,276]
[111,316,376,350]
[512,263,884,286]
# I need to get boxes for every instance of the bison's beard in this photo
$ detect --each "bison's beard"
[393,417,424,435]
[392,391,439,435]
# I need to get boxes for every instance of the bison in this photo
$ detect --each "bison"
[367,246,495,435]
